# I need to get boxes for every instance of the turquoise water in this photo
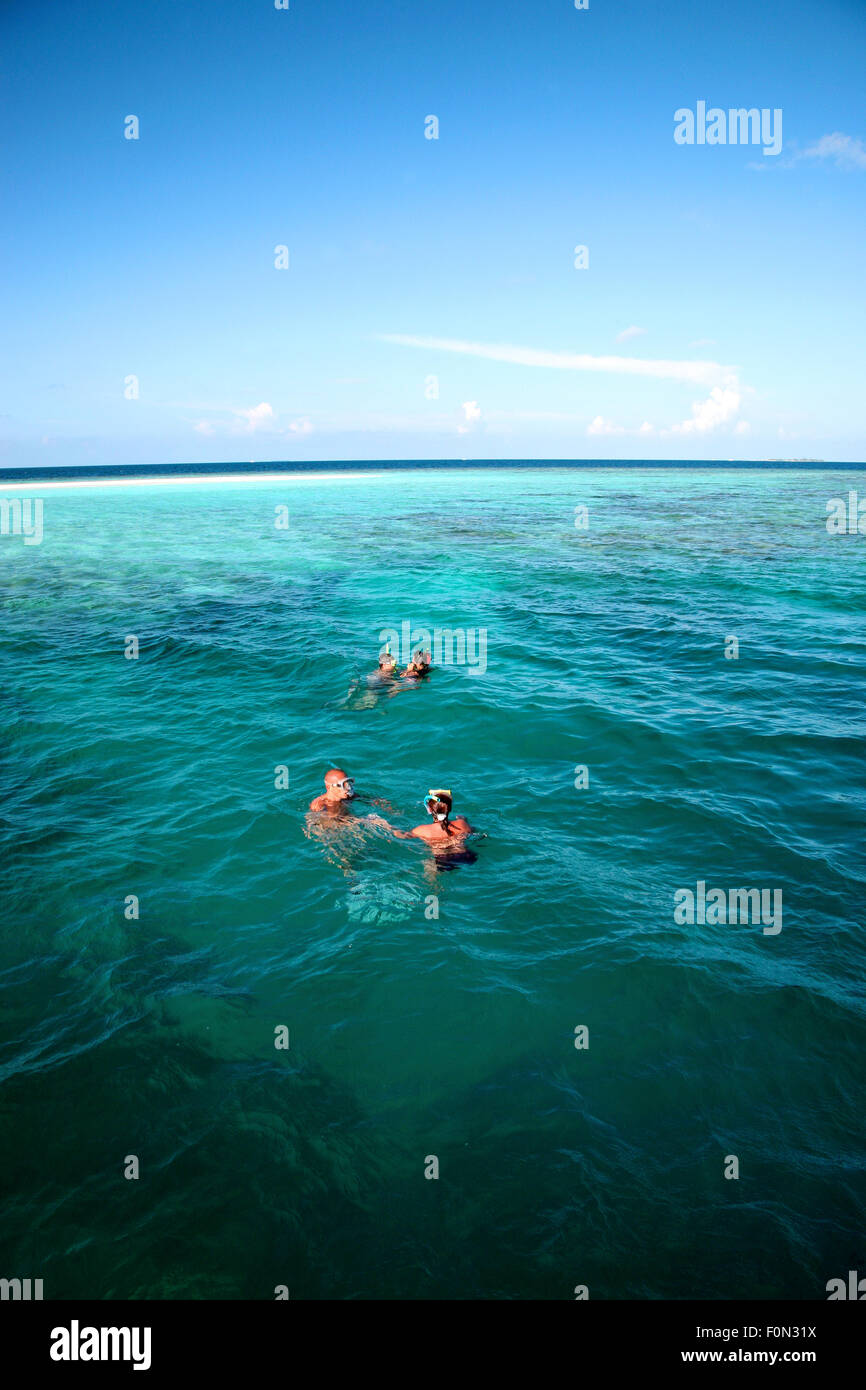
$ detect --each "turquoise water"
[1,466,864,1300]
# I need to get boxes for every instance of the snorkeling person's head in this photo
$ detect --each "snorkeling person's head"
[324,767,355,800]
[378,650,397,674]
[424,788,452,822]
[406,649,432,676]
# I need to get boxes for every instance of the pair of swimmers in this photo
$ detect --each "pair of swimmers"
[371,649,432,683]
[309,767,475,857]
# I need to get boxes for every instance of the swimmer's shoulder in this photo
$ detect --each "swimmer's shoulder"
[409,823,436,840]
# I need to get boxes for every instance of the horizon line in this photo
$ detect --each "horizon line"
[1,457,850,487]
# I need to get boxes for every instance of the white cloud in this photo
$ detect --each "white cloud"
[587,415,626,436]
[616,325,646,343]
[586,417,655,437]
[671,385,741,435]
[234,402,276,433]
[380,333,734,387]
[734,420,751,435]
[190,406,313,437]
[802,132,866,170]
[462,400,481,422]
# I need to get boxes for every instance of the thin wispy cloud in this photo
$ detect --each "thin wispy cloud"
[380,334,734,387]
[750,130,866,172]
[802,132,866,170]
[616,325,646,343]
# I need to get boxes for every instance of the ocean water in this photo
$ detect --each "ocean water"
[1,465,864,1300]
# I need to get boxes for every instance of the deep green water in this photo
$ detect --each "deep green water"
[1,466,864,1300]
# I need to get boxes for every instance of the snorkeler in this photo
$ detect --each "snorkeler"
[308,768,398,822]
[371,649,398,681]
[308,767,357,814]
[401,649,432,679]
[392,789,474,846]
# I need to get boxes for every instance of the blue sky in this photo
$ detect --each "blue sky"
[1,0,864,465]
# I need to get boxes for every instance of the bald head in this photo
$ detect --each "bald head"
[323,767,355,801]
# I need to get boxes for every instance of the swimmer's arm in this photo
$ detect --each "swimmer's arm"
[358,812,409,835]
[362,812,393,829]
[361,812,429,839]
[376,821,426,839]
